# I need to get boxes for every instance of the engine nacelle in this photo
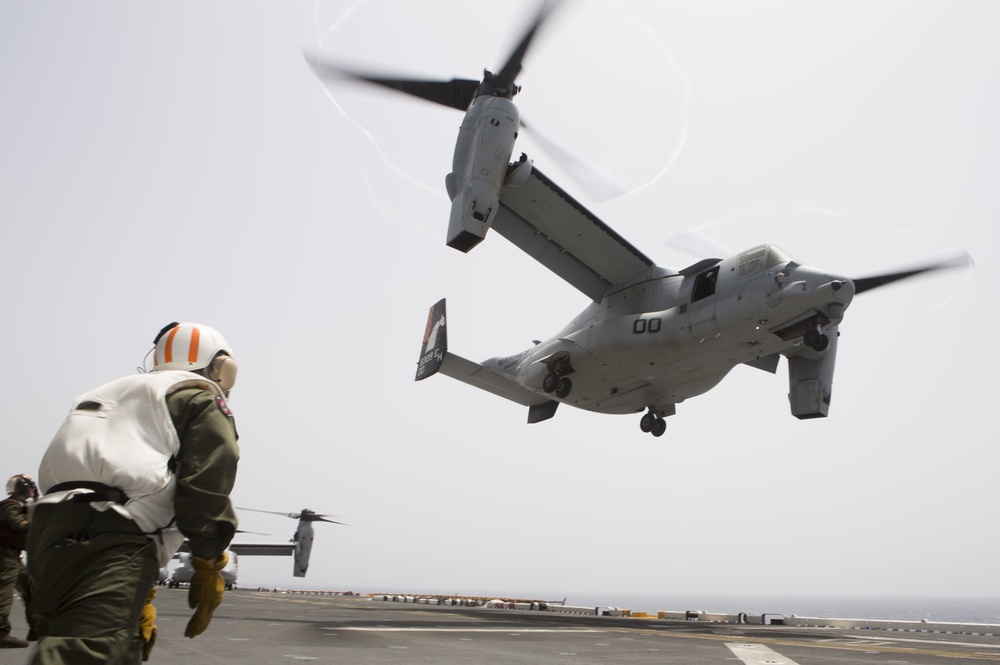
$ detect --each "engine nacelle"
[445,96,520,253]
[787,326,838,419]
[446,181,497,252]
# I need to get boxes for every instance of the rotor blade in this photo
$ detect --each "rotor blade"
[520,117,627,201]
[302,513,346,525]
[852,252,973,294]
[494,0,561,92]
[303,49,480,111]
[237,507,301,520]
[234,529,272,536]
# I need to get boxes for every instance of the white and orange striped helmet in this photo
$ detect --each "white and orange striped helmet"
[150,322,237,394]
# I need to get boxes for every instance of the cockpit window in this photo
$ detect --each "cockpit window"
[738,246,768,278]
[766,245,792,268]
[738,245,792,278]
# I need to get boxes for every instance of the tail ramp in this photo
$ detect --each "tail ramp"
[414,299,559,422]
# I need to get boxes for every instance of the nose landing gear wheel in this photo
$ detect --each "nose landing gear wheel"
[542,373,557,393]
[640,413,654,432]
[555,377,572,398]
[640,412,667,436]
[804,327,830,352]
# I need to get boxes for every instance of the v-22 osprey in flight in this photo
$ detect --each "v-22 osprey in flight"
[306,1,971,436]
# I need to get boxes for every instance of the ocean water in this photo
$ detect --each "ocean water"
[564,592,1000,624]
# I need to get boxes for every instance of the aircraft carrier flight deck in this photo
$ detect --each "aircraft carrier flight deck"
[2,589,998,664]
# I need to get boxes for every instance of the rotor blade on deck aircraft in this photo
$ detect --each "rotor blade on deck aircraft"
[852,252,973,294]
[306,515,344,524]
[238,507,301,520]
[237,507,346,525]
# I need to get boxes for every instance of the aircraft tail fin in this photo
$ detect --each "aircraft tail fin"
[416,299,448,380]
[414,299,558,421]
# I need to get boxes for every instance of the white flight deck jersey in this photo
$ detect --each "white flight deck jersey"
[37,371,228,566]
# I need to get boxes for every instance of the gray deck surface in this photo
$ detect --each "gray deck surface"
[1,589,998,664]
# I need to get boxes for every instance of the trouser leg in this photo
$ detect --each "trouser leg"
[15,558,34,639]
[0,551,17,639]
[26,503,159,665]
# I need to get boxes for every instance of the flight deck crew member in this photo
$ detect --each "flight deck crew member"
[27,322,241,664]
[0,474,38,648]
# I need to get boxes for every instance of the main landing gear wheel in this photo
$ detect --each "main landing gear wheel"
[651,418,667,437]
[543,373,573,398]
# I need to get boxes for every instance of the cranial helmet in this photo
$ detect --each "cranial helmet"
[150,322,238,395]
[6,474,39,498]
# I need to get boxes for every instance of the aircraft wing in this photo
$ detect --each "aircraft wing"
[495,168,655,302]
[228,543,296,556]
[176,541,295,557]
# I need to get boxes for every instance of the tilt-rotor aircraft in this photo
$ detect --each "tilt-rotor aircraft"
[306,2,971,436]
[236,507,344,578]
[165,507,343,587]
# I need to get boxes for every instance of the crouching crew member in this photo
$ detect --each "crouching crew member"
[27,322,241,664]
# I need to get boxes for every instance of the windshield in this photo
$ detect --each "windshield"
[737,245,793,278]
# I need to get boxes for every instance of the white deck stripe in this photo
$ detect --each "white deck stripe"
[337,627,602,633]
[726,642,802,665]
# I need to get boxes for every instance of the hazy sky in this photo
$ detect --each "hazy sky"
[1,0,997,605]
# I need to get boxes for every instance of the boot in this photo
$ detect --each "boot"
[0,635,29,648]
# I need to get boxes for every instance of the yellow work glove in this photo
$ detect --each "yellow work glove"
[184,552,228,638]
[139,586,157,661]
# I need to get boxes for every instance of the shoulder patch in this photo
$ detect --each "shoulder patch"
[215,396,233,417]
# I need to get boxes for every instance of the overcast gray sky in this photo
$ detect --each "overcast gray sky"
[1,0,997,604]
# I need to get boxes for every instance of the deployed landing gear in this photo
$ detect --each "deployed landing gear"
[543,371,572,398]
[639,411,667,437]
[804,326,830,352]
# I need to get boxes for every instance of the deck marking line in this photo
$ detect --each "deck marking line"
[338,627,602,633]
[727,642,802,665]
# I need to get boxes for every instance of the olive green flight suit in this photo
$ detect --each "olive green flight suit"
[27,387,239,665]
[0,496,32,641]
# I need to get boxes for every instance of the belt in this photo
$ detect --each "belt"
[47,481,129,505]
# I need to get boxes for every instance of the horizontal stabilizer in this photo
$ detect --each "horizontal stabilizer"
[440,353,552,409]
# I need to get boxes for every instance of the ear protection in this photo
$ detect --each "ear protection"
[209,353,238,394]
[9,475,39,499]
